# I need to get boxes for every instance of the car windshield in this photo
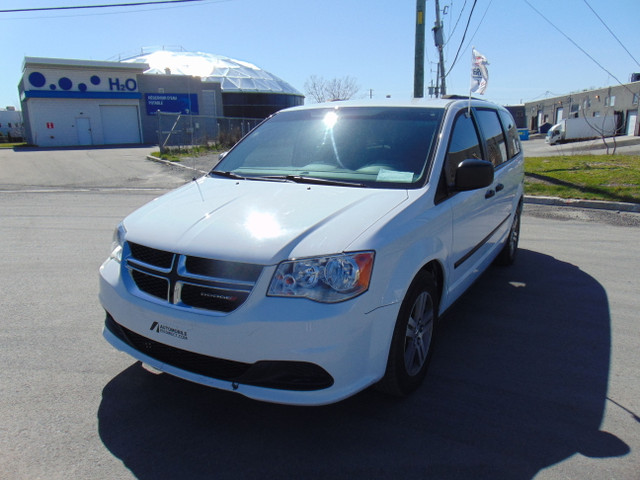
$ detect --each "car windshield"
[211,106,444,188]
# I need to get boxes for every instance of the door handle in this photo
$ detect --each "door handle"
[495,183,504,192]
[485,189,495,199]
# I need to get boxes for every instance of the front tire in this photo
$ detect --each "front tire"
[377,271,438,396]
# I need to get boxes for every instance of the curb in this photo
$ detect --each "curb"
[524,195,640,213]
[148,155,640,213]
[146,155,208,174]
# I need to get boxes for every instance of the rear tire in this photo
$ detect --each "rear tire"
[495,203,522,266]
[377,271,438,396]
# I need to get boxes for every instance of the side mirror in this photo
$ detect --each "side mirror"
[455,158,494,191]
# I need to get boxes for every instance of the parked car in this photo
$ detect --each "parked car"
[99,97,525,405]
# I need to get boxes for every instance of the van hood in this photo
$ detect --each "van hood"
[123,177,408,264]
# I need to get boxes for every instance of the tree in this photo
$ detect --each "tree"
[304,75,361,103]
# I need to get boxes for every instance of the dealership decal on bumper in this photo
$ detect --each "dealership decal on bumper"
[149,321,188,340]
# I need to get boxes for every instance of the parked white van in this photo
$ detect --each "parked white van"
[100,97,524,405]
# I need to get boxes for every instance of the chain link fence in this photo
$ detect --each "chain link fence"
[156,112,263,153]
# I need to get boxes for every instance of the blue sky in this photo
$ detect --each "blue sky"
[2,0,640,109]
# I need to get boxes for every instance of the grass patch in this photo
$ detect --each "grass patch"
[525,155,640,204]
[152,144,226,162]
[0,142,27,149]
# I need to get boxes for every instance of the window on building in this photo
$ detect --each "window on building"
[633,94,639,105]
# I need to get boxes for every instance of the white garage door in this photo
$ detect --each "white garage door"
[100,105,141,144]
[627,111,638,136]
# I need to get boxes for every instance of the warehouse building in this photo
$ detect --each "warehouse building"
[19,50,304,147]
[523,76,640,136]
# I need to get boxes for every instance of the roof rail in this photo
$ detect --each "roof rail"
[441,94,483,100]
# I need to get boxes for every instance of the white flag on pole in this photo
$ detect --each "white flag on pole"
[470,47,489,95]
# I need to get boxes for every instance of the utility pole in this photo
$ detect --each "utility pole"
[413,0,426,98]
[433,0,446,96]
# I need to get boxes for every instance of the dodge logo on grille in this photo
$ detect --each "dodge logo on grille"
[200,292,237,302]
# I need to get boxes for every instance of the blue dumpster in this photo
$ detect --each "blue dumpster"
[517,128,529,141]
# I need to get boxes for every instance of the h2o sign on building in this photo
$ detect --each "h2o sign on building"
[108,77,137,92]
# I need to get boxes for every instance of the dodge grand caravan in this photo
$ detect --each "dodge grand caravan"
[99,97,524,405]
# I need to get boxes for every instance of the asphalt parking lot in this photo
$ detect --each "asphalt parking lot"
[0,146,638,479]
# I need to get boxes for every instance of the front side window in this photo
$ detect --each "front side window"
[442,112,483,187]
[213,107,444,189]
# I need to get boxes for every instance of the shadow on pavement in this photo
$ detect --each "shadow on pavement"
[98,249,628,479]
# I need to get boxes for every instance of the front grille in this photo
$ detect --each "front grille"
[131,270,169,300]
[185,256,262,282]
[105,314,334,391]
[129,242,174,269]
[124,242,263,313]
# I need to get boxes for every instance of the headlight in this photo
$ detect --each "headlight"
[268,252,374,303]
[109,222,126,262]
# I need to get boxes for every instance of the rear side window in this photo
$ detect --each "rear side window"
[498,109,522,159]
[475,109,508,167]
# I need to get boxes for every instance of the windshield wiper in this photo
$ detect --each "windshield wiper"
[263,175,366,187]
[209,170,246,180]
[211,171,366,187]
[209,171,288,183]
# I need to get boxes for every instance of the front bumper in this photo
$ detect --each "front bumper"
[105,313,334,391]
[99,257,399,405]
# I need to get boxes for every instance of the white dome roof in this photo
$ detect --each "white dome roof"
[123,50,302,95]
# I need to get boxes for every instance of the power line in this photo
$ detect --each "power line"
[523,0,634,94]
[446,0,468,44]
[0,0,205,14]
[445,0,478,77]
[582,0,640,69]
[461,0,493,56]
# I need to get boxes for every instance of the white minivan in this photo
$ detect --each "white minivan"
[100,97,524,405]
